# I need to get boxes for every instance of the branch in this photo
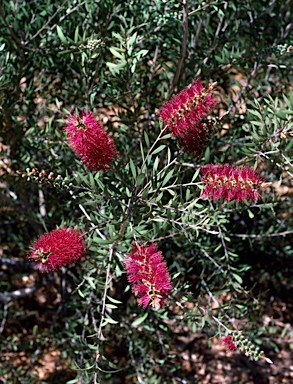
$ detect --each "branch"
[0,258,38,272]
[0,285,41,303]
[231,230,293,238]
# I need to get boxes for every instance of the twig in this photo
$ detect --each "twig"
[200,274,220,308]
[0,302,9,333]
[139,126,168,173]
[188,1,226,16]
[69,190,106,240]
[231,230,293,238]
[217,223,231,277]
[198,244,226,275]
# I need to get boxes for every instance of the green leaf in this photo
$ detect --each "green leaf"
[251,131,261,141]
[247,209,254,219]
[136,173,146,186]
[109,47,124,59]
[152,144,166,155]
[155,191,163,202]
[135,49,149,59]
[275,111,288,120]
[160,133,172,140]
[56,25,68,45]
[127,31,137,54]
[162,169,174,187]
[153,156,159,173]
[131,312,148,327]
[55,98,61,110]
[74,26,79,44]
[249,109,262,119]
[232,273,243,284]
[129,158,137,179]
[105,303,118,309]
[191,168,200,182]
[204,146,210,163]
[144,131,150,147]
[107,296,123,304]
[92,237,112,245]
[105,314,118,324]
[86,277,96,289]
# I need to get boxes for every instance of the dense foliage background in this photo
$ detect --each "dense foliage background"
[0,0,292,383]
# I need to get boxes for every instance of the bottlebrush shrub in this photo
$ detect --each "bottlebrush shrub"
[3,2,292,382]
[28,227,86,272]
[64,111,118,172]
[124,243,172,309]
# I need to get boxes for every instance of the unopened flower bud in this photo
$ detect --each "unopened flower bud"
[39,170,47,178]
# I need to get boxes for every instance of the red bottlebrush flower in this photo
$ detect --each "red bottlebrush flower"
[157,80,217,137]
[222,336,237,352]
[178,122,213,156]
[200,164,264,202]
[28,227,86,272]
[64,111,118,172]
[124,243,172,310]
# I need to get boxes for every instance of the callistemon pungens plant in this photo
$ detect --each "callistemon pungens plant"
[221,332,273,363]
[200,164,264,202]
[64,111,118,172]
[28,227,86,272]
[157,79,217,138]
[124,243,172,309]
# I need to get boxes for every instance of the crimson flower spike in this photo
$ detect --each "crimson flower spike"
[124,243,172,310]
[221,332,272,363]
[157,79,217,137]
[178,122,213,156]
[64,111,118,172]
[28,227,86,272]
[200,164,265,202]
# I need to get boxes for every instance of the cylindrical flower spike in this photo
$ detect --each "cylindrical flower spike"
[178,122,213,156]
[200,164,264,202]
[124,243,172,310]
[64,111,118,172]
[28,227,86,272]
[157,80,217,137]
[221,332,271,362]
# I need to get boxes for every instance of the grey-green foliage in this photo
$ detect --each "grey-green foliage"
[0,0,292,382]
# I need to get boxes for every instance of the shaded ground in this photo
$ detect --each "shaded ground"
[1,259,292,384]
